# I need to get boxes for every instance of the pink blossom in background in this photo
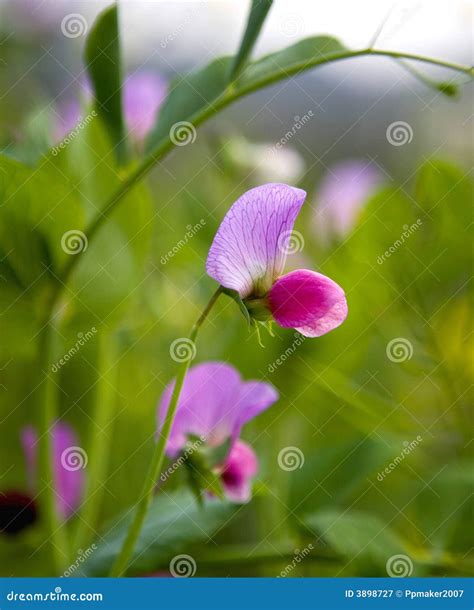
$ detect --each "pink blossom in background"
[53,71,167,143]
[21,422,84,520]
[206,183,348,337]
[123,72,167,141]
[314,160,383,239]
[157,362,278,503]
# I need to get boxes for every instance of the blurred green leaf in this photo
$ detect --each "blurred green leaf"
[146,36,345,151]
[47,118,153,325]
[80,490,238,575]
[229,0,273,81]
[84,4,125,162]
[409,461,473,554]
[289,437,394,515]
[302,509,408,574]
[238,35,346,88]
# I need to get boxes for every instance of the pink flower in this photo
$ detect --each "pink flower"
[206,183,348,337]
[54,71,167,143]
[219,440,258,503]
[21,422,84,520]
[157,362,278,503]
[314,160,383,239]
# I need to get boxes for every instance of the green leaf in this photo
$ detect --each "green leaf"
[289,438,394,516]
[84,4,125,162]
[46,116,153,326]
[146,36,346,152]
[229,0,273,82]
[302,509,408,574]
[0,154,85,282]
[146,56,231,151]
[237,35,346,89]
[79,490,238,575]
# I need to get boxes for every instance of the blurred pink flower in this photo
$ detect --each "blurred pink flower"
[206,183,348,337]
[54,71,167,143]
[314,160,383,239]
[219,440,258,503]
[157,362,278,503]
[21,422,84,520]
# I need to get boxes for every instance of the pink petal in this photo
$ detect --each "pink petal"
[206,184,306,297]
[21,422,84,520]
[268,269,347,337]
[157,362,278,457]
[220,440,258,503]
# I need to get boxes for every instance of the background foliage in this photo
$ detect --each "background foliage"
[0,0,472,577]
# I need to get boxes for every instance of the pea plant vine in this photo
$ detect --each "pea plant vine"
[16,0,472,576]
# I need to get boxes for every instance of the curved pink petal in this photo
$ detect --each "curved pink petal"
[157,362,278,457]
[268,269,347,337]
[206,184,306,297]
[21,422,84,520]
[220,440,258,503]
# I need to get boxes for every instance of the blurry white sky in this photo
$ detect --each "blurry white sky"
[4,1,472,72]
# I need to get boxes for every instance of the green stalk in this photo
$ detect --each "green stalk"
[37,318,70,574]
[73,331,117,555]
[109,287,223,577]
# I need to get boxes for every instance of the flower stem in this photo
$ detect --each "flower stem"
[73,331,117,555]
[109,287,223,577]
[37,318,70,574]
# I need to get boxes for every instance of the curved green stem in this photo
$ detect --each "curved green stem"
[53,47,472,313]
[109,287,223,577]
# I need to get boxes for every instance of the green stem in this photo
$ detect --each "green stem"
[72,331,117,555]
[37,318,70,574]
[109,287,223,577]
